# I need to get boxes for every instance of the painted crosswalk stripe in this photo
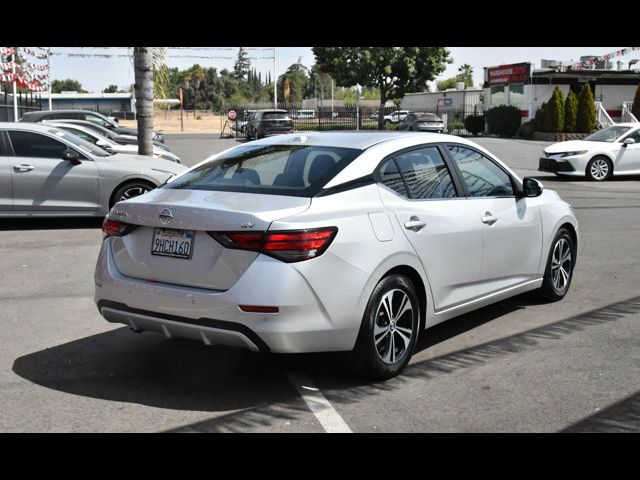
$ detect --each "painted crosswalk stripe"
[287,372,352,433]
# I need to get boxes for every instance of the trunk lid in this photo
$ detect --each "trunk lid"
[108,188,310,290]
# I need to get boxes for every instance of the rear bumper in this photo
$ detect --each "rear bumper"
[94,240,365,353]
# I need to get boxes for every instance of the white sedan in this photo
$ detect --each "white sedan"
[95,132,578,379]
[539,123,640,181]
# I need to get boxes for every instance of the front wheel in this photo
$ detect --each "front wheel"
[110,181,155,208]
[352,274,419,380]
[537,227,575,302]
[586,156,612,181]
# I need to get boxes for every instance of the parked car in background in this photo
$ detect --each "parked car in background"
[43,119,169,151]
[0,123,185,217]
[95,131,578,380]
[20,109,165,144]
[539,123,640,181]
[49,122,181,163]
[383,110,409,125]
[291,109,316,119]
[245,109,294,139]
[399,112,445,133]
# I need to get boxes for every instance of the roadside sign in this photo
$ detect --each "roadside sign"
[228,110,237,120]
[438,98,453,107]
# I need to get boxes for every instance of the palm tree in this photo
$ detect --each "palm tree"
[133,47,154,156]
[457,64,473,87]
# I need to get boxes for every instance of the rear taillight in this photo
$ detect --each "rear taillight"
[102,216,137,238]
[209,227,337,263]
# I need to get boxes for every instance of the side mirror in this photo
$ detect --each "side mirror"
[622,138,636,146]
[521,177,544,197]
[61,148,81,164]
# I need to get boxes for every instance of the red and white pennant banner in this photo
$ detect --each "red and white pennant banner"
[560,47,640,71]
[21,47,49,60]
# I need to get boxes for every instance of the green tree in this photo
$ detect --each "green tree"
[313,47,451,129]
[436,76,472,91]
[277,62,309,105]
[546,86,565,133]
[631,83,640,121]
[457,63,473,86]
[564,90,578,132]
[577,83,596,133]
[234,47,250,81]
[102,84,119,93]
[51,79,87,93]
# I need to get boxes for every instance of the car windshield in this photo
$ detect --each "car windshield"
[46,128,113,157]
[163,144,363,197]
[584,126,632,142]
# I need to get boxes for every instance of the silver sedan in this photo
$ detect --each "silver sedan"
[0,123,186,217]
[95,132,578,379]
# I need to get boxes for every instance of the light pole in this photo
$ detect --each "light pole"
[12,48,18,121]
[273,47,277,109]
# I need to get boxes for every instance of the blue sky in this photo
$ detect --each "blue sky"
[48,47,636,93]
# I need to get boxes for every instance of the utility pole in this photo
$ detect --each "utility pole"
[273,47,277,109]
[47,48,52,110]
[12,48,18,121]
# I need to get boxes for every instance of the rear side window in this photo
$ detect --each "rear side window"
[85,114,112,127]
[164,144,362,197]
[394,147,457,199]
[379,159,408,197]
[8,131,67,158]
[263,112,289,120]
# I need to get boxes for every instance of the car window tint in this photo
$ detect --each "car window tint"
[164,144,361,197]
[60,127,97,144]
[8,131,67,158]
[86,114,111,127]
[624,129,640,143]
[379,159,408,197]
[263,112,289,120]
[447,145,514,197]
[395,147,457,199]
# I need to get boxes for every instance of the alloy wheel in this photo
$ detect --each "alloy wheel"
[551,238,572,292]
[374,289,414,364]
[119,185,151,202]
[590,158,609,180]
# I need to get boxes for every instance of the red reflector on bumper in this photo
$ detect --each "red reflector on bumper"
[239,305,279,313]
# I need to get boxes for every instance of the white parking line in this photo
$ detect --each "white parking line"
[287,372,352,433]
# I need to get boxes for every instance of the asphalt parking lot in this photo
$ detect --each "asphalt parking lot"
[1,133,640,432]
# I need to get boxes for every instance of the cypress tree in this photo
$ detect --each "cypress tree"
[546,86,565,133]
[564,90,578,132]
[631,83,640,121]
[577,83,596,133]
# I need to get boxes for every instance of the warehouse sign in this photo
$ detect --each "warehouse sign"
[487,63,531,85]
[438,98,453,107]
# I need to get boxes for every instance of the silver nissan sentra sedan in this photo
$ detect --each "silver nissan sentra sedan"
[95,132,578,379]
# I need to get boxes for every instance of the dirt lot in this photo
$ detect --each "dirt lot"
[119,110,226,134]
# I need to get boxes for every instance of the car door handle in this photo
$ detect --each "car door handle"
[404,216,426,232]
[481,212,498,225]
[14,164,34,172]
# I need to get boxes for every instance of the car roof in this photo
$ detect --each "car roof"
[242,131,470,150]
[612,122,640,128]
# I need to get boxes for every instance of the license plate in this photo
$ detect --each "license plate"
[151,228,194,259]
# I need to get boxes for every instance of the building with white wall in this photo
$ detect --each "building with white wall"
[483,62,640,121]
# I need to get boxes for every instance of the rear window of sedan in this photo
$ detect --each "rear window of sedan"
[415,114,441,121]
[163,144,363,197]
[262,112,290,120]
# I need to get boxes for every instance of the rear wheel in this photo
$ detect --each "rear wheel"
[537,227,575,301]
[352,274,419,380]
[110,180,155,208]
[586,156,612,181]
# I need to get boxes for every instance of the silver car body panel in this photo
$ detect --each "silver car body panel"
[0,123,185,217]
[95,132,579,353]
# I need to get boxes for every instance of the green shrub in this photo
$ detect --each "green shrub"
[564,90,578,132]
[517,121,535,139]
[447,121,465,132]
[577,83,596,133]
[196,115,202,120]
[464,114,485,136]
[485,105,521,137]
[534,102,548,132]
[546,86,565,133]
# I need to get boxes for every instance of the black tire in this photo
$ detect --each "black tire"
[110,180,155,208]
[585,156,612,181]
[352,274,420,380]
[383,119,391,127]
[537,227,575,302]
